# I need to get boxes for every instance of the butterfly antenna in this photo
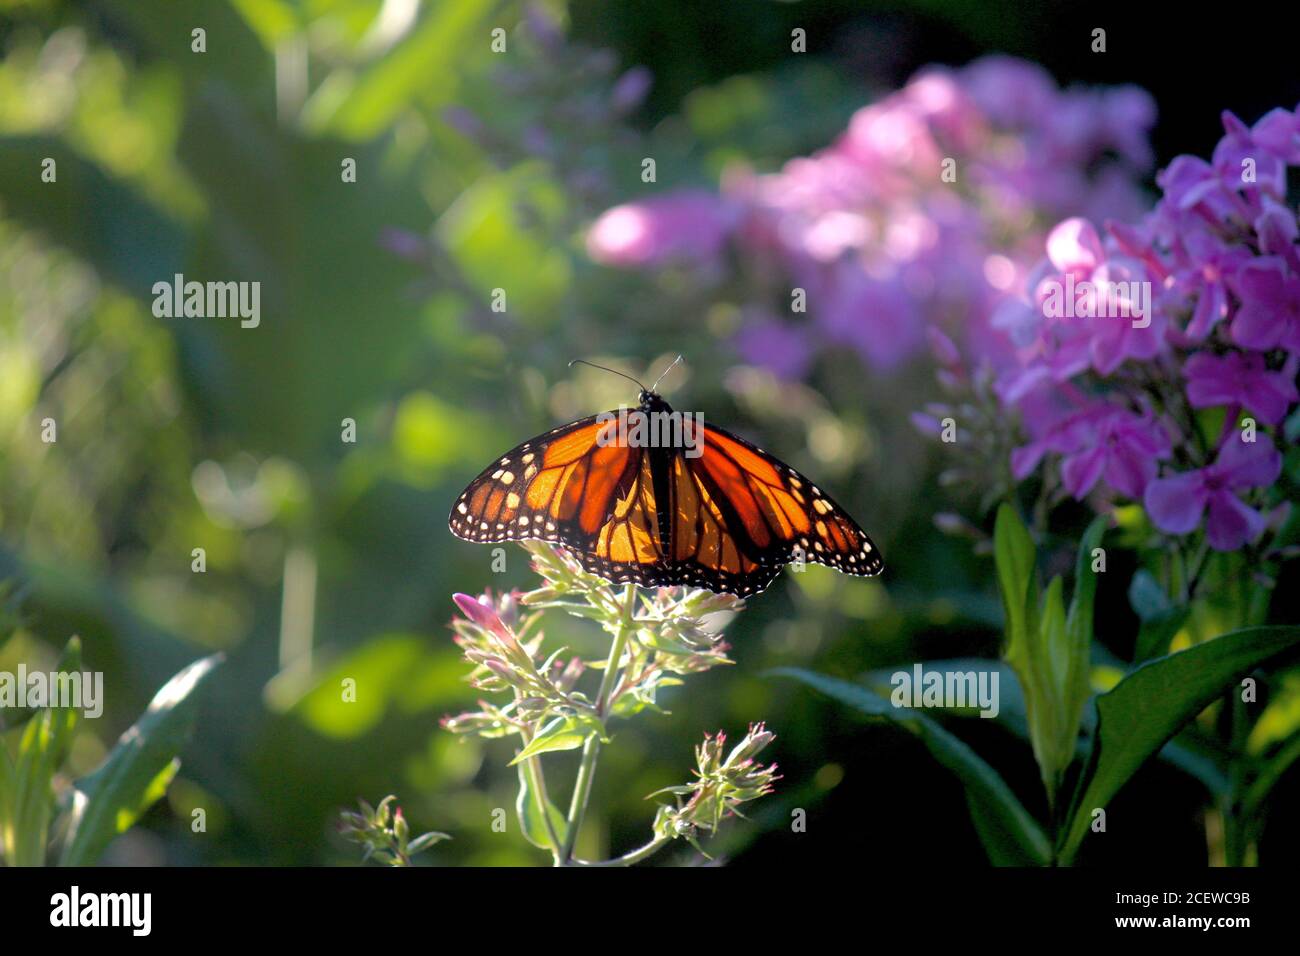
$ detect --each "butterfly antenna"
[650,355,684,393]
[568,359,647,391]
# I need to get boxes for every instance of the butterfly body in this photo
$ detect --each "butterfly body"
[449,388,882,596]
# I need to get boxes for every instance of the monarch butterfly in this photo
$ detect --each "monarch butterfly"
[448,359,883,596]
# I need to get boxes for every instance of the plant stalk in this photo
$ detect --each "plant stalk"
[559,584,635,864]
[570,835,671,867]
[1222,570,1269,866]
[518,722,562,864]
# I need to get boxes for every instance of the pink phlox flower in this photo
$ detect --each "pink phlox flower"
[1033,219,1166,375]
[1212,110,1290,201]
[1185,350,1299,426]
[1156,154,1250,234]
[1253,196,1300,271]
[1229,257,1300,354]
[1012,401,1171,499]
[1164,229,1252,340]
[586,191,738,267]
[1144,438,1283,551]
[733,310,816,381]
[1058,404,1172,499]
[1248,106,1300,164]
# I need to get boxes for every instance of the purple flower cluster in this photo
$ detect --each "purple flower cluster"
[443,2,652,217]
[586,56,1155,376]
[974,107,1300,551]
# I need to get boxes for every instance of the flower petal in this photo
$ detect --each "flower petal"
[1217,438,1282,490]
[1061,446,1107,498]
[1143,471,1207,535]
[1046,218,1104,275]
[1204,492,1266,551]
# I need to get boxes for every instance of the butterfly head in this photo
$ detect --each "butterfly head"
[638,389,673,414]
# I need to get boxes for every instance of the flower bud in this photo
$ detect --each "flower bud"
[483,658,519,685]
[610,66,652,114]
[453,592,502,631]
[725,722,775,767]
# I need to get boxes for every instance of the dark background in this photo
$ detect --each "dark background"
[573,0,1300,165]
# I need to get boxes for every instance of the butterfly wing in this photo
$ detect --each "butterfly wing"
[663,422,882,596]
[450,413,686,587]
[451,411,883,598]
[450,412,640,545]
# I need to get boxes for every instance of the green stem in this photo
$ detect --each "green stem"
[1242,732,1300,821]
[265,535,318,711]
[559,584,635,864]
[278,538,318,673]
[1222,570,1269,866]
[1224,689,1248,866]
[519,723,562,864]
[569,836,672,867]
[1183,537,1210,603]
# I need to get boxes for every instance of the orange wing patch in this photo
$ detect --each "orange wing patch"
[692,424,882,579]
[594,454,663,566]
[542,420,607,468]
[705,429,782,486]
[698,441,771,549]
[580,443,633,533]
[525,467,562,511]
[555,457,589,520]
[669,456,747,577]
[450,413,638,548]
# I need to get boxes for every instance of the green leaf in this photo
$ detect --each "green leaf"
[406,830,452,856]
[59,653,221,867]
[1040,575,1068,698]
[9,637,83,866]
[995,514,1105,807]
[1059,626,1300,863]
[508,713,603,765]
[994,503,1057,804]
[0,138,184,300]
[229,0,300,47]
[636,626,706,656]
[610,677,679,718]
[993,503,1037,671]
[861,658,1229,796]
[1032,575,1069,795]
[513,762,567,852]
[1065,517,1106,695]
[436,168,573,318]
[10,717,52,866]
[1249,672,1300,753]
[46,637,84,761]
[1129,570,1189,661]
[307,0,496,140]
[1134,607,1191,662]
[109,759,182,836]
[1242,731,1300,821]
[0,728,15,863]
[770,667,1051,866]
